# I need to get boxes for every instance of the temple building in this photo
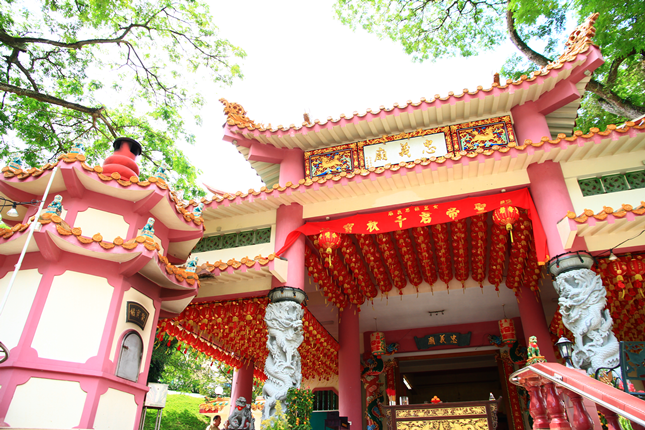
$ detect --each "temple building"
[0,13,644,430]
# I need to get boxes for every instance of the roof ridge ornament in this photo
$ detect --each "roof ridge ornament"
[543,13,599,72]
[219,98,262,129]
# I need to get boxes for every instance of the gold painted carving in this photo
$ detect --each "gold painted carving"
[396,418,488,430]
[220,98,260,129]
[396,406,486,418]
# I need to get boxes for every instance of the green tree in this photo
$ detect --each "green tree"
[334,0,645,131]
[0,0,245,195]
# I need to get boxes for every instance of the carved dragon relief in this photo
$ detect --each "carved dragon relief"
[554,268,620,375]
[261,301,304,422]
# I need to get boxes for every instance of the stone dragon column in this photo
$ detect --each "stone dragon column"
[261,287,307,423]
[547,253,619,375]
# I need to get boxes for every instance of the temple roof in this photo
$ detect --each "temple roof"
[199,120,645,220]
[221,14,601,187]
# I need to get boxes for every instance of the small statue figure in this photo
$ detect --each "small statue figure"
[44,195,64,216]
[142,217,155,239]
[70,142,85,154]
[193,202,204,218]
[226,397,254,430]
[526,335,547,365]
[186,256,199,273]
[8,156,22,171]
[153,162,170,183]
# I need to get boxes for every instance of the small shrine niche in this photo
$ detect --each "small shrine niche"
[115,331,144,382]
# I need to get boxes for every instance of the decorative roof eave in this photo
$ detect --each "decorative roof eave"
[220,15,601,151]
[200,121,645,219]
[195,254,287,284]
[558,202,645,252]
[0,215,199,290]
[0,154,204,232]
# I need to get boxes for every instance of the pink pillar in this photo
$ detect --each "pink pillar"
[272,203,305,290]
[517,286,557,362]
[339,304,362,430]
[511,102,550,144]
[527,161,587,258]
[279,149,305,185]
[230,362,254,412]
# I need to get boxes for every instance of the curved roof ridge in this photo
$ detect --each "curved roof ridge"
[220,14,600,135]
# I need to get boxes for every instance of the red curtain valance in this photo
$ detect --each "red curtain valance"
[276,188,549,264]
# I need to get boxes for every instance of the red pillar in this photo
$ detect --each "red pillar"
[339,304,362,430]
[272,203,305,290]
[230,361,254,413]
[517,287,557,362]
[527,161,587,258]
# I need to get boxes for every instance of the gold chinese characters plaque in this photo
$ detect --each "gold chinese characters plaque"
[396,406,487,419]
[396,418,488,430]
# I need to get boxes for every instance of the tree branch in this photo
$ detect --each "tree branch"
[586,79,645,119]
[505,6,551,67]
[606,50,636,87]
[0,81,104,116]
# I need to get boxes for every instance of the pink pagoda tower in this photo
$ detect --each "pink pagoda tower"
[0,138,203,429]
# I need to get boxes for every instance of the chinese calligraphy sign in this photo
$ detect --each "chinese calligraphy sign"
[126,301,149,330]
[413,332,472,350]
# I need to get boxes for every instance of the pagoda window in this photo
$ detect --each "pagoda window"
[115,331,144,382]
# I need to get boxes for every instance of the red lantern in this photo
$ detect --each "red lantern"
[627,258,645,298]
[492,206,520,242]
[498,319,517,345]
[608,258,628,298]
[319,231,341,266]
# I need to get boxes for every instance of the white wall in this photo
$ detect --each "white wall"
[0,269,42,349]
[32,271,113,362]
[75,208,129,242]
[5,378,86,428]
[109,287,155,378]
[94,388,138,430]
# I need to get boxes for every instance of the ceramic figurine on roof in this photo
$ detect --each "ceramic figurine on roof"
[70,142,84,154]
[186,256,199,273]
[142,217,155,239]
[153,161,170,183]
[193,202,204,218]
[44,195,63,216]
[8,156,22,172]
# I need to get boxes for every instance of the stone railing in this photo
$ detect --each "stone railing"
[510,362,645,430]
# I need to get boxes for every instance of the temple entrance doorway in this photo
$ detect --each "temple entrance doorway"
[397,350,512,430]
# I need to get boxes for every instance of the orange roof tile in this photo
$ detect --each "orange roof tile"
[221,14,599,135]
[567,202,645,224]
[0,214,200,287]
[196,254,276,274]
[200,119,645,209]
[1,152,204,227]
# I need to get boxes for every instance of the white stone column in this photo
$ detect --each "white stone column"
[261,298,304,423]
[553,268,619,375]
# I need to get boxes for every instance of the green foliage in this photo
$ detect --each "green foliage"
[261,400,289,430]
[335,0,645,127]
[142,394,210,430]
[0,0,246,195]
[285,387,314,430]
[149,333,235,396]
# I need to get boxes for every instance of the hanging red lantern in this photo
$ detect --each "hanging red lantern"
[627,258,645,298]
[608,258,628,298]
[498,319,517,345]
[370,331,386,357]
[492,206,520,242]
[319,231,342,266]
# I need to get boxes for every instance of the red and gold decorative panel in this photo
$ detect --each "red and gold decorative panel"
[304,143,358,179]
[450,115,516,152]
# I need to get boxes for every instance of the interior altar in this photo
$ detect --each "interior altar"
[385,400,499,430]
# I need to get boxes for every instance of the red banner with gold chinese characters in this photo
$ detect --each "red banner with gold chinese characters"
[276,188,548,264]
